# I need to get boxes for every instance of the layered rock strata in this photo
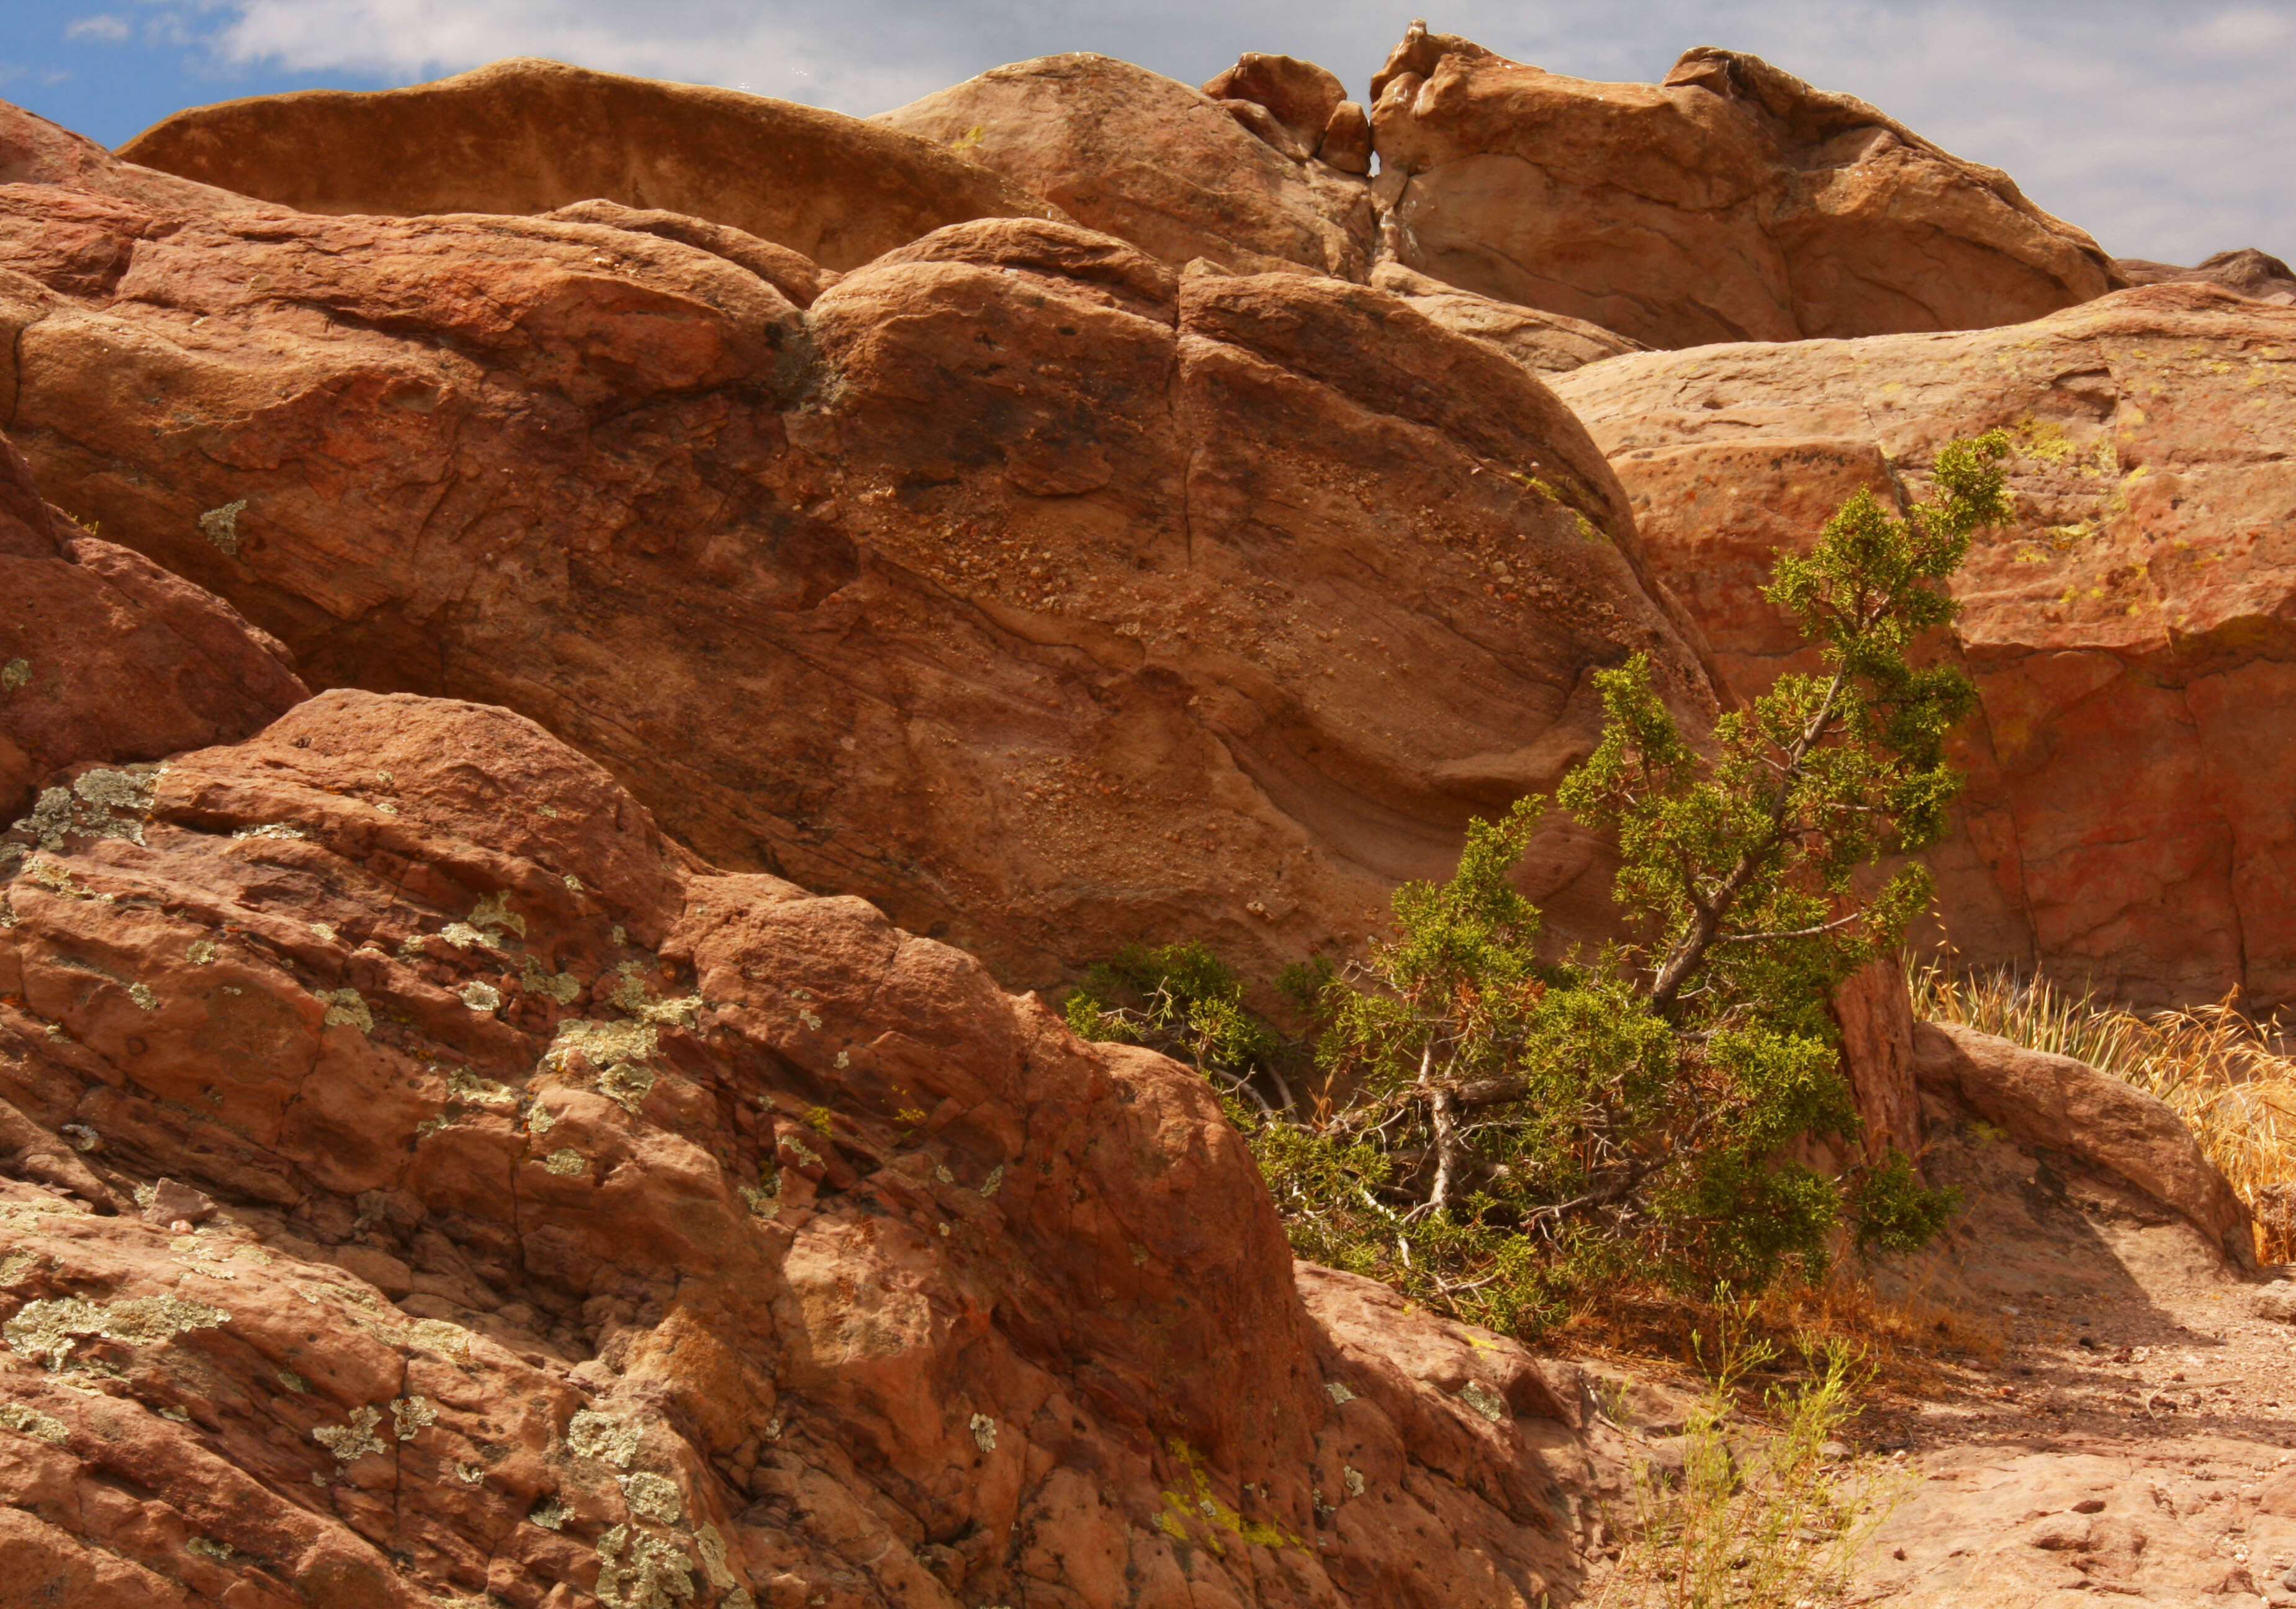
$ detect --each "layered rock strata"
[0,688,1613,1608]
[0,110,1715,991]
[1367,23,2122,348]
[1554,282,2296,1009]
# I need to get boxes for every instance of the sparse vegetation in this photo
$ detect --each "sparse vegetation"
[1909,958,2296,1261]
[1068,433,2015,1336]
[1590,1296,1914,1609]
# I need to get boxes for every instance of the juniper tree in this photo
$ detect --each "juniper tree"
[1083,432,2012,1335]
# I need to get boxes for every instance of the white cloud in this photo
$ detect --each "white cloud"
[109,0,2296,263]
[63,14,133,40]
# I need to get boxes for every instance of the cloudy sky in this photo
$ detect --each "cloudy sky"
[3,0,2287,266]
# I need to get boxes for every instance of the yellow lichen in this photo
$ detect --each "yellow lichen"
[543,1148,587,1176]
[317,989,372,1034]
[390,1395,437,1440]
[313,1405,386,1461]
[0,1401,68,1444]
[619,1470,682,1523]
[567,1408,641,1467]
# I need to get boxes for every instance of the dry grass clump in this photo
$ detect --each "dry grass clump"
[1907,958,2296,1262]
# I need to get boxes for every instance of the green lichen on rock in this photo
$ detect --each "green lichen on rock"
[185,1536,234,1562]
[599,1061,656,1114]
[0,659,27,694]
[446,1068,520,1111]
[529,1494,572,1531]
[469,891,526,939]
[1456,1379,1506,1422]
[407,1318,472,1359]
[520,955,583,1004]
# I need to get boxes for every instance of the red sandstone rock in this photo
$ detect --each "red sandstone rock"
[1369,261,1647,376]
[1367,23,2121,348]
[877,53,1375,279]
[0,114,1715,992]
[1912,1021,2253,1269]
[1202,52,1346,157]
[116,56,1063,273]
[2116,247,2296,305]
[0,688,1605,1606]
[1553,283,2296,1010]
[0,428,305,823]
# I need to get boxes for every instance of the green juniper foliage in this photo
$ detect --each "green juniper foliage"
[1069,434,2007,1335]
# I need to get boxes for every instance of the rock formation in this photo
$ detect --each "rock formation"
[1552,282,2296,1009]
[0,430,305,822]
[0,687,1614,1608]
[1369,262,1647,377]
[2116,246,2296,305]
[1367,22,2122,348]
[115,58,1062,272]
[0,109,1716,993]
[877,54,1375,280]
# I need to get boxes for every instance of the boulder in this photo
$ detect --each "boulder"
[2116,247,2296,305]
[877,53,1375,279]
[0,687,1606,1607]
[1367,23,2121,348]
[0,426,306,822]
[1371,261,1647,376]
[1202,52,1346,155]
[1552,282,2296,1010]
[1912,1021,2253,1269]
[116,56,1063,272]
[0,116,1717,991]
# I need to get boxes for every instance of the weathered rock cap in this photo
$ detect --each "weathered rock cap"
[2116,247,2296,305]
[1912,1021,2255,1271]
[1366,20,2122,346]
[116,56,1065,271]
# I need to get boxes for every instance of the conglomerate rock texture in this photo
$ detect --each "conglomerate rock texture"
[0,688,1614,1608]
[1552,284,2296,1010]
[1367,23,2122,348]
[0,110,1714,992]
[115,58,1065,273]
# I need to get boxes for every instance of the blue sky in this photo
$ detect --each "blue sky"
[3,0,2289,267]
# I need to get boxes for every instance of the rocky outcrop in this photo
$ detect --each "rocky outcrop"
[1367,24,2121,348]
[877,54,1375,279]
[115,57,1063,273]
[1552,283,2296,1011]
[0,109,1715,992]
[2116,247,2296,305]
[1370,262,1646,377]
[1912,1022,2253,1270]
[0,688,1608,1607]
[0,429,305,822]
[1202,53,1372,175]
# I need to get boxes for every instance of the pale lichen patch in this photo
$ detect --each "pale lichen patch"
[4,1294,227,1368]
[198,499,248,555]
[407,1319,472,1360]
[1456,1379,1506,1423]
[461,982,503,1013]
[598,1061,655,1114]
[619,1470,682,1523]
[447,1068,520,1111]
[521,957,583,1004]
[469,892,526,940]
[1324,1380,1356,1405]
[0,1252,35,1286]
[186,940,216,965]
[566,1408,641,1467]
[0,1401,68,1444]
[0,659,27,694]
[317,989,372,1034]
[529,1494,571,1530]
[186,1536,233,1562]
[595,1523,695,1609]
[970,1413,997,1454]
[312,1404,386,1461]
[390,1395,438,1440]
[543,1148,587,1177]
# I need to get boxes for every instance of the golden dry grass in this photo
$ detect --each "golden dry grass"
[1907,958,2296,1263]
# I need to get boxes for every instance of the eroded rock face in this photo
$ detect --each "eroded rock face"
[1913,1022,2252,1268]
[877,54,1376,280]
[0,114,1715,990]
[0,428,305,821]
[1552,284,2296,1009]
[0,688,1601,1607]
[1369,262,1647,377]
[1368,24,2120,348]
[116,57,1063,273]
